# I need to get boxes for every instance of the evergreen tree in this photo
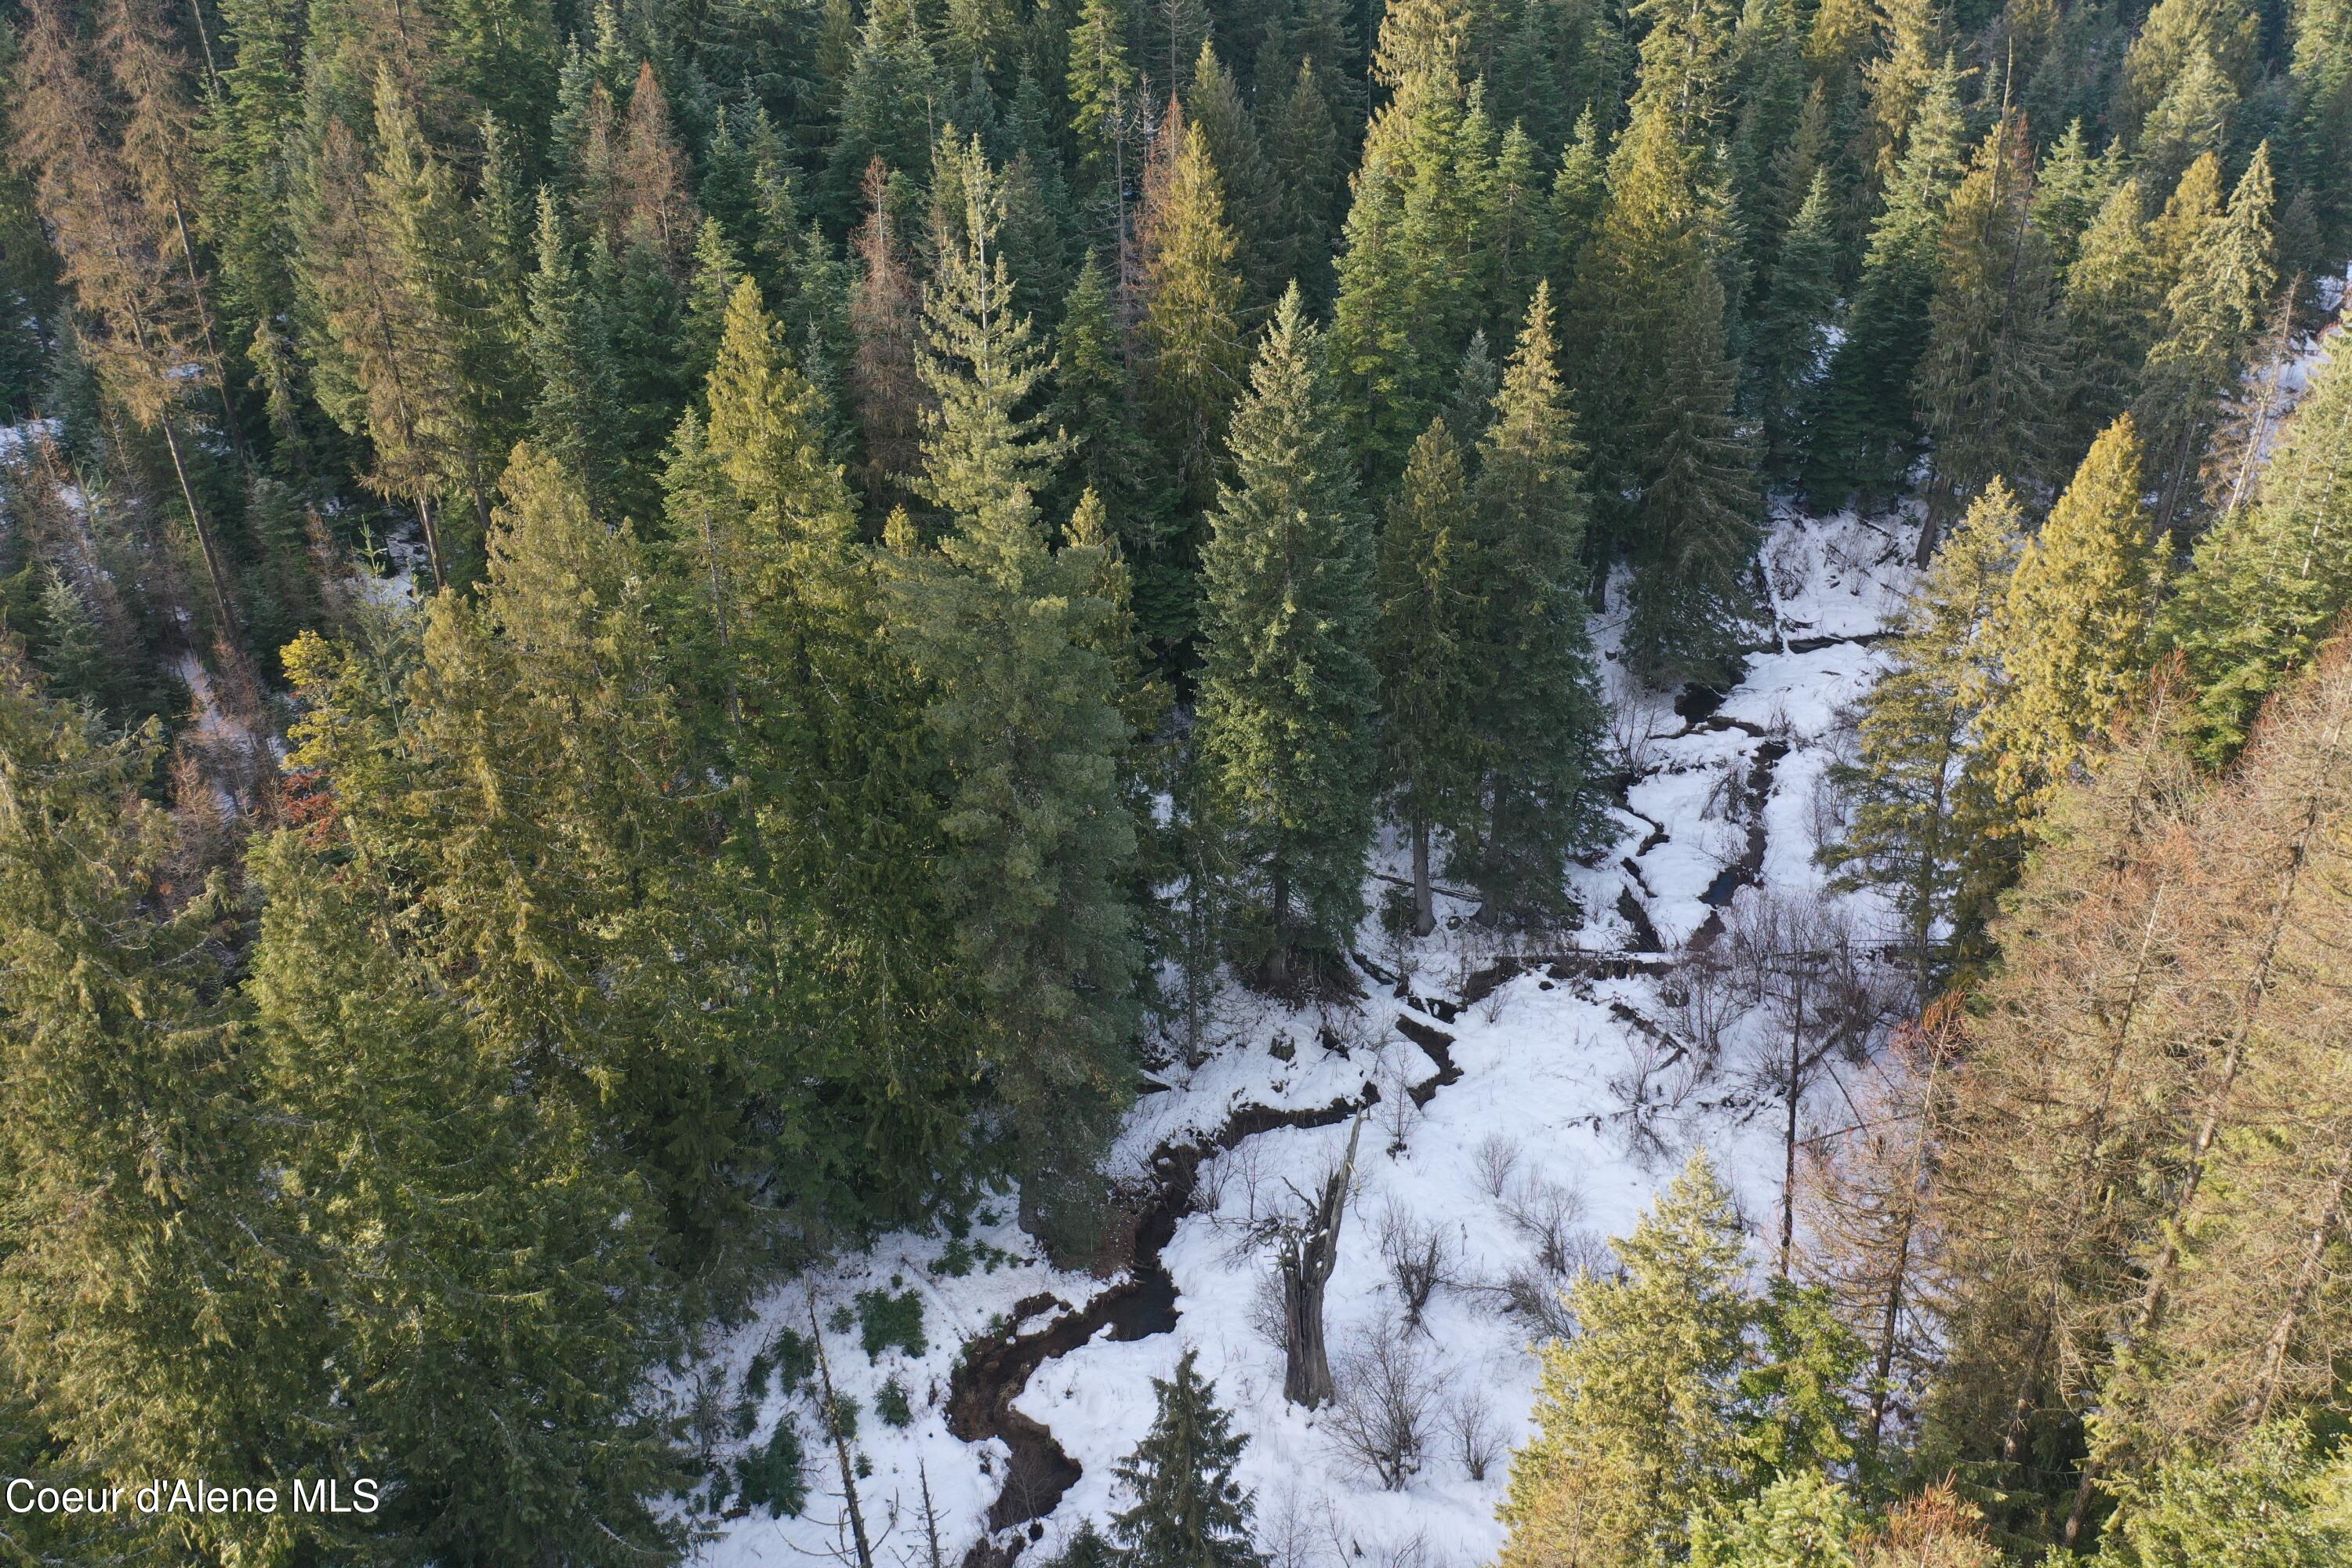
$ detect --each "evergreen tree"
[243,830,683,1563]
[1110,1348,1265,1568]
[1978,416,2160,828]
[1196,288,1378,989]
[1689,1468,1869,1568]
[916,134,1064,528]
[1499,1152,1757,1568]
[662,282,977,1221]
[1188,42,1284,309]
[1374,418,1483,935]
[0,650,299,1566]
[2158,329,2352,765]
[1749,169,1842,482]
[1269,57,1346,308]
[896,162,1140,1243]
[298,73,519,586]
[1136,98,1247,524]
[1624,263,1762,688]
[1822,480,2024,987]
[1914,118,2065,558]
[823,0,939,225]
[2029,121,2111,272]
[2059,176,2161,466]
[1565,90,1734,561]
[524,191,621,513]
[1049,256,1175,646]
[1465,282,1610,918]
[2137,143,2276,541]
[1330,60,1495,482]
[1066,0,1138,198]
[1806,59,1969,521]
[2092,1424,2352,1568]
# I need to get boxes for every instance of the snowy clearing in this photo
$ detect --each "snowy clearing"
[681,503,1923,1568]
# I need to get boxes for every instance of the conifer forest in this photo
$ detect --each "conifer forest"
[5,0,2352,1560]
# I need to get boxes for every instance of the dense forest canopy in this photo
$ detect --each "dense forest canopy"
[1,0,2350,1561]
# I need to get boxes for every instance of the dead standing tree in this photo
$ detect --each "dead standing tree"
[1261,1112,1366,1409]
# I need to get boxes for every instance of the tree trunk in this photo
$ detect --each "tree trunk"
[2248,1141,2352,1425]
[1410,821,1434,936]
[1780,968,1805,1279]
[1269,855,1292,989]
[808,1299,874,1568]
[1280,1113,1363,1409]
[416,494,447,590]
[158,416,238,642]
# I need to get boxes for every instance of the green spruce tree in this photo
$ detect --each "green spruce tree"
[1978,416,2161,829]
[1822,480,2024,987]
[2158,327,2352,765]
[1110,1348,1265,1568]
[1196,288,1378,989]
[1465,282,1610,920]
[1374,418,1483,935]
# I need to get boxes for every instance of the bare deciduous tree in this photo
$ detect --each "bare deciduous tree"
[1501,1172,1587,1279]
[1377,1203,1452,1327]
[1325,1309,1436,1490]
[1472,1133,1521,1200]
[1443,1385,1504,1481]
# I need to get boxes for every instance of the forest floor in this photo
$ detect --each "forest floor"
[678,503,1924,1568]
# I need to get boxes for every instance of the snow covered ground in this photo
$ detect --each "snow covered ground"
[677,267,2352,1568]
[681,504,1926,1568]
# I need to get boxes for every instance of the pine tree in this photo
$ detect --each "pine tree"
[1465,282,1610,919]
[200,0,310,435]
[1374,418,1483,935]
[1806,58,1968,519]
[1689,1468,1869,1568]
[1914,117,2065,558]
[298,73,517,586]
[1065,0,1138,194]
[663,281,977,1222]
[1330,58,1495,482]
[1269,57,1345,308]
[916,135,1065,528]
[2092,1424,2351,1568]
[1188,42,1284,309]
[0,649,299,1565]
[2157,327,2352,765]
[823,0,940,225]
[1749,169,1841,481]
[1548,103,1608,273]
[31,568,111,710]
[1110,1348,1265,1568]
[2137,143,2276,542]
[1196,288,1378,989]
[1136,98,1247,521]
[243,831,683,1563]
[895,165,1139,1244]
[1821,480,2023,985]
[1499,1152,1757,1568]
[1624,263,1762,688]
[1978,416,2160,828]
[2058,176,2161,466]
[524,192,621,512]
[2029,121,2111,272]
[1048,256,1168,622]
